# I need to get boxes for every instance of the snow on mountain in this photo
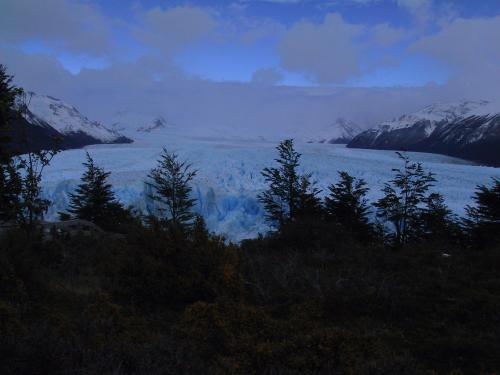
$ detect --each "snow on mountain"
[380,101,488,134]
[25,92,128,143]
[137,117,167,133]
[348,100,500,166]
[110,111,179,135]
[305,118,362,144]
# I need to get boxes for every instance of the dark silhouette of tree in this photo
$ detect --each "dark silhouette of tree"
[374,152,437,245]
[66,152,124,229]
[2,90,58,234]
[465,177,500,246]
[418,192,456,242]
[0,64,23,222]
[258,139,321,227]
[147,148,197,227]
[325,171,372,239]
[296,174,322,219]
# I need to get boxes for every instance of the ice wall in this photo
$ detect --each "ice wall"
[41,134,500,241]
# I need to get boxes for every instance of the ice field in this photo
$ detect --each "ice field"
[42,131,500,241]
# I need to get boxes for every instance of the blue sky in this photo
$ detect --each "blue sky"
[1,0,499,131]
[0,0,500,126]
[4,0,498,88]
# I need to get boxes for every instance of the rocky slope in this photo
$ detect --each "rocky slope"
[348,101,500,166]
[306,118,362,144]
[5,93,132,154]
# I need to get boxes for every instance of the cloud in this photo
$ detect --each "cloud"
[251,68,284,85]
[372,23,407,47]
[396,0,433,23]
[412,16,500,69]
[1,0,499,140]
[411,16,500,99]
[0,0,112,55]
[134,6,217,56]
[277,13,364,83]
[2,47,465,139]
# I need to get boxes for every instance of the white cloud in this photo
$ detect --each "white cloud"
[397,0,433,24]
[411,16,500,99]
[372,23,407,47]
[2,47,466,138]
[0,0,112,55]
[412,16,500,69]
[277,13,364,83]
[134,6,217,55]
[2,0,499,139]
[251,68,284,85]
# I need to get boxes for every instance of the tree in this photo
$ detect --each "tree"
[296,174,322,219]
[324,171,372,238]
[0,64,23,153]
[465,177,500,246]
[147,148,197,227]
[66,152,124,229]
[374,152,437,245]
[419,192,455,241]
[258,139,321,227]
[1,90,58,234]
[0,64,23,222]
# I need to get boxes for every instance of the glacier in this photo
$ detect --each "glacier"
[41,130,500,241]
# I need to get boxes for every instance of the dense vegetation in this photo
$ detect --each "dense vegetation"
[1,64,500,374]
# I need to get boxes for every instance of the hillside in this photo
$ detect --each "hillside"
[348,101,500,166]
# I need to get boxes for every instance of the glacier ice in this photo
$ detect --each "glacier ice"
[41,131,500,241]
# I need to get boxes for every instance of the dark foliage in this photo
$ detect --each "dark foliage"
[64,152,130,230]
[1,112,500,374]
[258,139,321,228]
[146,148,197,228]
[0,64,23,221]
[324,171,372,241]
[374,152,443,246]
[465,177,500,246]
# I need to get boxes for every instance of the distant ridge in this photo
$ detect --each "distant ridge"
[348,100,500,166]
[4,92,132,154]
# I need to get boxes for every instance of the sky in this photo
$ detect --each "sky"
[1,0,499,134]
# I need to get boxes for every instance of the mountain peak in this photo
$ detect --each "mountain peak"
[348,99,500,166]
[304,117,362,144]
[23,92,127,143]
[137,116,170,133]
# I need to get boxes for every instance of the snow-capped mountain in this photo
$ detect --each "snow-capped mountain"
[348,100,500,166]
[109,111,178,136]
[137,116,170,133]
[306,118,362,144]
[25,92,130,144]
[5,93,132,154]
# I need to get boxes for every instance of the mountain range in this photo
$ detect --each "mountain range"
[4,93,132,154]
[304,118,361,144]
[348,100,500,166]
[5,92,500,166]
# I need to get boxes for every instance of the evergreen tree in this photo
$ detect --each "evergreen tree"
[465,177,500,245]
[296,174,322,219]
[324,171,372,238]
[1,85,56,234]
[0,64,23,222]
[147,148,197,227]
[374,152,437,245]
[258,139,321,227]
[419,192,455,241]
[66,152,124,228]
[0,64,22,154]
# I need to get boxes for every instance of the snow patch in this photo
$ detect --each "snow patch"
[25,92,125,142]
